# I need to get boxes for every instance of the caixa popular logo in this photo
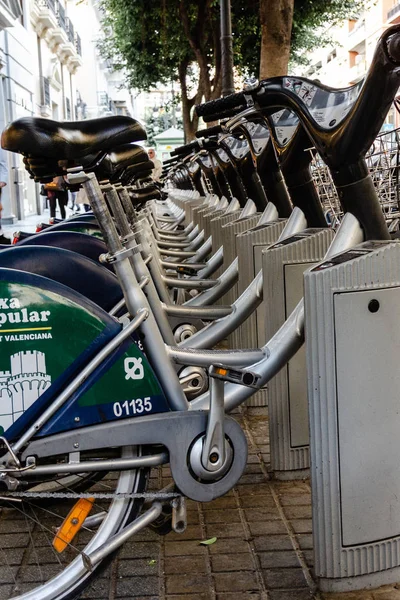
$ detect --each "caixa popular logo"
[0,297,51,327]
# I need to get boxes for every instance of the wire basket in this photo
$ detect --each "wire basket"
[309,127,400,231]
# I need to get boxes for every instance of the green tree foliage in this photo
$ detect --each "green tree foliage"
[99,0,222,140]
[232,0,368,75]
[99,0,368,138]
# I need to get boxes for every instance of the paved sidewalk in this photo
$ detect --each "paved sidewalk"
[82,408,314,600]
[81,407,400,600]
[1,206,82,239]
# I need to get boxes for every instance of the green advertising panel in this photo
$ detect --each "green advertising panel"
[0,278,116,436]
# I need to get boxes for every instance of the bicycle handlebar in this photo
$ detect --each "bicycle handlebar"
[171,140,200,157]
[195,92,248,123]
[195,125,223,138]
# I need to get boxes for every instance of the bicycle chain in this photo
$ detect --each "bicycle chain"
[1,491,181,500]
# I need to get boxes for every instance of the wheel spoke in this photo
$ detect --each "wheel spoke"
[0,446,146,599]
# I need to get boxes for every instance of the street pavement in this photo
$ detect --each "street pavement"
[80,407,400,600]
[2,213,400,599]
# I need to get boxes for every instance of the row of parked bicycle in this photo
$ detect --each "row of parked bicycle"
[0,22,399,600]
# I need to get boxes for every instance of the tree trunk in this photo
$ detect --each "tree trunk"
[259,0,294,79]
[178,60,203,142]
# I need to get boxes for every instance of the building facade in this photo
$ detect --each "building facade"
[0,0,135,222]
[294,0,400,130]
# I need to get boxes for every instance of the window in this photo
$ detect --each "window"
[2,0,22,19]
[43,77,50,107]
[66,97,71,120]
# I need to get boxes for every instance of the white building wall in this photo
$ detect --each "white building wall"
[292,0,400,129]
[70,0,134,119]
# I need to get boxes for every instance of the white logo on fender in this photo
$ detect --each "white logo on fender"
[124,357,144,380]
[0,298,51,328]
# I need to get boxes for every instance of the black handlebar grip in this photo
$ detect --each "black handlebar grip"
[200,139,219,151]
[163,157,179,166]
[195,125,223,138]
[388,32,400,63]
[205,107,248,123]
[170,140,200,157]
[195,92,248,121]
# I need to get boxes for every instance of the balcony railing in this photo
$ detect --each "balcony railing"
[388,2,400,20]
[56,1,66,31]
[34,0,82,65]
[75,33,81,56]
[349,17,365,35]
[37,0,56,13]
[66,17,74,44]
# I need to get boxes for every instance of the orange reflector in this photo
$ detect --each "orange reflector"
[216,367,227,376]
[53,497,95,553]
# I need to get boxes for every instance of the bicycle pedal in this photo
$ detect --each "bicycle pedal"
[209,365,261,389]
[148,505,173,536]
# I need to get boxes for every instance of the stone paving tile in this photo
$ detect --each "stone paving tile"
[203,509,242,523]
[322,592,374,600]
[80,577,111,599]
[205,522,246,538]
[244,507,282,521]
[263,567,309,589]
[253,535,294,552]
[296,534,313,550]
[166,572,210,594]
[164,554,206,574]
[202,497,237,511]
[244,463,265,474]
[207,536,251,555]
[165,524,203,541]
[164,540,208,556]
[166,595,211,600]
[120,540,160,559]
[268,591,315,600]
[211,553,254,572]
[283,505,312,519]
[249,520,288,536]
[214,571,260,592]
[240,494,277,508]
[115,575,159,596]
[0,586,13,600]
[0,567,19,584]
[259,550,301,569]
[216,594,262,600]
[237,483,272,496]
[290,519,313,534]
[118,558,160,577]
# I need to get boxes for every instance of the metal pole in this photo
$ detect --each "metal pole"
[220,0,234,96]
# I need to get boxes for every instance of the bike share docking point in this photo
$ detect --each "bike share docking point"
[305,241,400,591]
[261,228,334,478]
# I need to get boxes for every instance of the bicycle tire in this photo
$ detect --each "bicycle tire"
[2,446,149,600]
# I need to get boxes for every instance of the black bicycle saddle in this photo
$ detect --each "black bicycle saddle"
[1,116,146,159]
[95,143,148,182]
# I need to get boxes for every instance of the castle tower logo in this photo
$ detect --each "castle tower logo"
[0,350,51,433]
